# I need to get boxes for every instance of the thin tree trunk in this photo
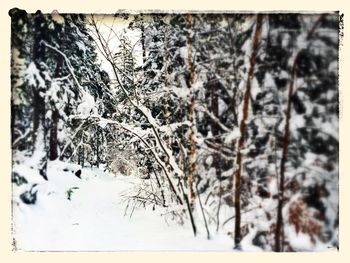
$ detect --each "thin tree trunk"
[151,165,166,207]
[96,129,100,168]
[179,178,197,236]
[81,135,85,168]
[232,14,263,248]
[196,182,211,240]
[162,24,171,166]
[141,20,146,70]
[227,18,239,126]
[32,90,41,150]
[162,25,169,127]
[274,14,326,252]
[187,14,196,209]
[274,53,299,252]
[210,80,222,232]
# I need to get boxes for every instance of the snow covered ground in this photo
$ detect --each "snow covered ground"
[12,159,233,251]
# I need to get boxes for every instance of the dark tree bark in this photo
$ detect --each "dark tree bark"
[81,135,85,168]
[49,56,63,161]
[140,16,146,71]
[49,109,59,160]
[96,129,100,168]
[32,88,42,150]
[11,103,16,144]
[179,178,197,237]
[274,52,300,252]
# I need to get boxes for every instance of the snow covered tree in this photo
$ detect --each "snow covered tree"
[10,9,109,199]
[270,14,339,251]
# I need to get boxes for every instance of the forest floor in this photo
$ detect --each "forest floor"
[12,159,234,251]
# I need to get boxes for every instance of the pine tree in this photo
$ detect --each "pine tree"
[11,9,108,181]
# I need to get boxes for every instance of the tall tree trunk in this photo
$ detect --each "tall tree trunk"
[162,24,170,151]
[274,14,325,252]
[210,80,222,232]
[33,89,47,180]
[232,14,263,248]
[31,11,48,180]
[32,12,45,149]
[274,53,300,252]
[186,14,196,209]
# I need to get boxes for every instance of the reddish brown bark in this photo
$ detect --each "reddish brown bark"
[233,14,263,248]
[274,52,300,252]
[187,14,196,209]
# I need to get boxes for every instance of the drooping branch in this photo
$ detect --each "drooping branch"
[117,123,183,205]
[90,16,185,180]
[59,120,86,159]
[40,41,84,95]
[70,114,184,205]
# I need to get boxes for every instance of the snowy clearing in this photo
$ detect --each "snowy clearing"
[13,160,233,251]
